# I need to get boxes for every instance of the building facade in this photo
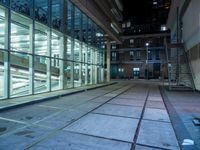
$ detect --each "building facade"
[111,23,169,79]
[0,0,122,99]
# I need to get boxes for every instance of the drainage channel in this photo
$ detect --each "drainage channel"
[159,86,198,150]
[130,86,150,150]
[24,84,135,149]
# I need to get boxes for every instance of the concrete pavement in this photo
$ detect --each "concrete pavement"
[0,80,188,150]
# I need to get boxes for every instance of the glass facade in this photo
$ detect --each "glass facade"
[0,0,105,99]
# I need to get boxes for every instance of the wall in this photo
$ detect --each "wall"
[182,0,200,90]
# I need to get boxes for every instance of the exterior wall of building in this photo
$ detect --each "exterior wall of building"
[111,36,168,80]
[0,0,107,99]
[182,0,200,90]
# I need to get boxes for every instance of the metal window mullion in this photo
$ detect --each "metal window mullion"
[4,7,10,99]
[71,4,75,88]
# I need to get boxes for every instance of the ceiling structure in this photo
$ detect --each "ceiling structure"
[122,0,171,25]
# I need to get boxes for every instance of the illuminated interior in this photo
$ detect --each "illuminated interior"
[0,1,105,99]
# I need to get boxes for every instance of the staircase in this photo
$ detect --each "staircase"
[165,42,195,91]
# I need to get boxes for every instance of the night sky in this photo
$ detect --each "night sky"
[122,0,169,25]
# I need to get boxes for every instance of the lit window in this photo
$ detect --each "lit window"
[127,21,131,28]
[130,39,134,44]
[161,25,167,31]
[122,23,126,28]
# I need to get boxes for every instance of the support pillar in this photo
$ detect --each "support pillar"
[106,40,111,82]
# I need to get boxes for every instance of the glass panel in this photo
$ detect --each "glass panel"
[88,47,91,64]
[74,7,81,40]
[0,50,5,99]
[88,19,93,45]
[82,14,88,43]
[11,0,32,17]
[67,0,73,36]
[82,43,87,63]
[66,36,73,60]
[64,61,73,89]
[34,55,49,93]
[11,12,31,53]
[74,62,81,87]
[74,39,81,62]
[51,30,63,58]
[52,0,62,30]
[82,63,86,85]
[10,52,31,97]
[51,58,62,91]
[35,0,48,24]
[0,0,8,5]
[0,6,5,49]
[35,22,48,56]
[88,64,92,84]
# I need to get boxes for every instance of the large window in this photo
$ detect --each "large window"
[35,0,48,25]
[74,7,81,40]
[10,52,31,97]
[52,0,62,30]
[0,50,6,99]
[11,0,32,17]
[0,6,6,49]
[0,0,105,99]
[34,22,48,56]
[11,12,31,53]
[34,56,49,94]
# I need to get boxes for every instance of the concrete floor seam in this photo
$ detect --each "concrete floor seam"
[23,84,135,150]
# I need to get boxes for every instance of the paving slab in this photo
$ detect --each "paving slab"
[36,109,85,129]
[64,113,139,142]
[148,96,163,101]
[135,145,163,150]
[143,108,170,122]
[0,105,59,123]
[90,96,112,104]
[72,102,102,113]
[104,93,119,98]
[118,94,146,100]
[0,125,51,150]
[146,101,166,109]
[29,130,132,150]
[108,98,145,107]
[137,120,180,150]
[0,118,26,136]
[93,104,142,119]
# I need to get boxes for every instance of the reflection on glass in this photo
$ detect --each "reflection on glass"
[35,0,48,24]
[67,37,73,60]
[10,52,30,97]
[51,58,62,91]
[74,62,81,87]
[74,39,81,62]
[64,61,73,89]
[35,22,48,56]
[52,30,63,58]
[82,14,88,43]
[52,0,62,30]
[82,63,86,85]
[88,64,92,85]
[34,56,49,94]
[11,13,31,53]
[74,7,81,40]
[0,50,5,99]
[0,0,8,5]
[11,0,31,17]
[67,0,73,36]
[0,6,5,49]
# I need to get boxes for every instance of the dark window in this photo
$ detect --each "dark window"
[130,51,134,61]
